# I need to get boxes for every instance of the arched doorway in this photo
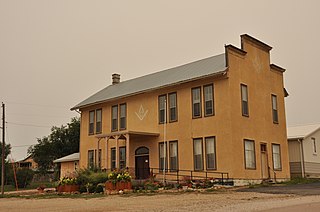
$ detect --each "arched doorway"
[135,147,150,179]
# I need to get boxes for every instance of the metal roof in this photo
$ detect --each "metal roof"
[53,153,79,163]
[71,53,227,110]
[287,124,320,140]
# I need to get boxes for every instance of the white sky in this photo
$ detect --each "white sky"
[1,0,319,160]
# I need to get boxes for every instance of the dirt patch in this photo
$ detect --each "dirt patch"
[0,190,307,212]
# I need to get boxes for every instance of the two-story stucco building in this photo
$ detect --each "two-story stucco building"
[71,34,290,185]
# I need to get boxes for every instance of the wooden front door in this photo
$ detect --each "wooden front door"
[135,155,150,179]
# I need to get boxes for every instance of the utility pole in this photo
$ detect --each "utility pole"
[1,102,5,195]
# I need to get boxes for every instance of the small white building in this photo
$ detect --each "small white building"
[287,124,320,178]
[53,153,79,178]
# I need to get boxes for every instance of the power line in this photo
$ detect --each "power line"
[6,122,52,128]
[6,101,70,109]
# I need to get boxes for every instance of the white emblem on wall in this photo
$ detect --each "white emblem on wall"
[135,105,148,121]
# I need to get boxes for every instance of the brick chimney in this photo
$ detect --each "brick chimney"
[112,73,120,85]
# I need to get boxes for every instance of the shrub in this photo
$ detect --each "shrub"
[76,168,108,193]
[13,168,35,188]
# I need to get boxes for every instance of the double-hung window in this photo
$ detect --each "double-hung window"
[169,93,177,122]
[244,140,255,169]
[120,104,126,130]
[241,84,249,116]
[96,109,102,134]
[111,148,116,170]
[192,87,201,118]
[272,144,281,170]
[119,147,126,169]
[111,105,118,131]
[169,141,178,171]
[272,95,278,123]
[159,142,168,171]
[204,85,214,116]
[193,138,203,170]
[205,137,216,170]
[89,111,95,135]
[159,95,167,124]
[88,150,94,169]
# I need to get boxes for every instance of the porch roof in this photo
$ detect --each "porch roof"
[96,130,160,139]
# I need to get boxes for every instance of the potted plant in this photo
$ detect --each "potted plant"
[57,176,80,193]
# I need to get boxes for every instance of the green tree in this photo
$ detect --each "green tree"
[28,117,80,174]
[0,142,11,159]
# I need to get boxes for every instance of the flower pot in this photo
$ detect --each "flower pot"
[57,185,80,193]
[125,181,132,190]
[116,181,126,191]
[105,181,115,191]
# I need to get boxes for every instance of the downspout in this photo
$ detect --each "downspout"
[298,139,305,178]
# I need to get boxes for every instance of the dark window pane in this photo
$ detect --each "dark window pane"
[111,148,116,169]
[89,111,95,134]
[205,101,213,115]
[112,106,118,131]
[120,104,126,129]
[192,88,201,118]
[159,95,166,123]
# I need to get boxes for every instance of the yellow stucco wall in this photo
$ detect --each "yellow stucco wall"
[78,35,290,181]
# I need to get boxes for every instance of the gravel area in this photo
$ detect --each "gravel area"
[2,190,319,212]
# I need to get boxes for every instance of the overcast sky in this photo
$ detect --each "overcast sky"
[1,0,319,161]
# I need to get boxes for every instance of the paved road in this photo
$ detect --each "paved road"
[237,182,320,196]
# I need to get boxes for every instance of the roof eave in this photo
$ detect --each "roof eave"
[71,69,228,111]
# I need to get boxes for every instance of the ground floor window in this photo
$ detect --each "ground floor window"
[111,148,116,170]
[159,142,168,171]
[169,141,178,171]
[88,150,94,169]
[193,138,203,170]
[244,140,256,169]
[119,146,126,169]
[205,137,216,170]
[272,144,282,170]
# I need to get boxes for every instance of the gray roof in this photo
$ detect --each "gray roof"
[287,124,320,140]
[72,53,227,110]
[53,153,79,163]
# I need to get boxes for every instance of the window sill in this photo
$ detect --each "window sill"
[245,167,256,170]
[242,114,249,118]
[273,121,279,124]
[192,116,202,119]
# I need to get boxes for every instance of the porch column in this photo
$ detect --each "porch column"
[126,134,130,170]
[115,135,119,168]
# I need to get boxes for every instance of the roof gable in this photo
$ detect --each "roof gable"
[287,124,320,139]
[72,53,226,110]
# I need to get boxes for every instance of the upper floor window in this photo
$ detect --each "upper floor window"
[244,139,255,169]
[96,109,102,134]
[169,141,178,171]
[241,84,249,116]
[111,105,118,131]
[159,95,167,124]
[192,87,201,118]
[89,111,95,135]
[205,137,216,170]
[169,93,177,122]
[204,84,214,116]
[312,137,317,154]
[272,144,281,170]
[193,138,203,170]
[272,94,278,123]
[120,104,127,130]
